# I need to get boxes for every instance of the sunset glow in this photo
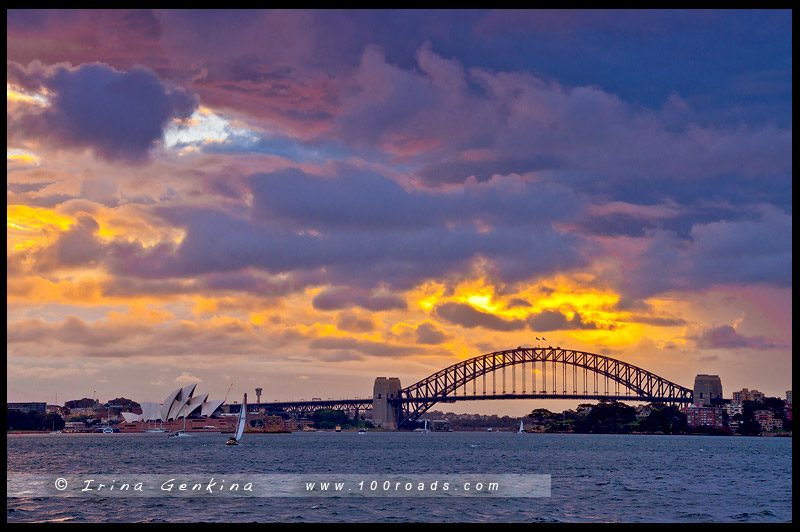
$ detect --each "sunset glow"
[6,10,792,414]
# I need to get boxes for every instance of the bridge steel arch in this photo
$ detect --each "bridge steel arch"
[396,347,693,428]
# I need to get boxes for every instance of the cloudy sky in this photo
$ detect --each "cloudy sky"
[7,10,792,413]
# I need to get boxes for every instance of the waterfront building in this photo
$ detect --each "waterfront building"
[682,403,725,428]
[732,388,765,404]
[7,402,47,414]
[725,403,744,418]
[753,410,781,432]
[693,375,723,405]
[68,406,96,417]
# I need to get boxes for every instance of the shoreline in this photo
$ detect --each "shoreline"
[8,429,791,437]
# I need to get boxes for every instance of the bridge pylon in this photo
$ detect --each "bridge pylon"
[372,377,402,430]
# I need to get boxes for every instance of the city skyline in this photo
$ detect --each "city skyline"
[7,10,792,415]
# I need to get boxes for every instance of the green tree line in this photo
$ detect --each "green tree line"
[7,409,65,431]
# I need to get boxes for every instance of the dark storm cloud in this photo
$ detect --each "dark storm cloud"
[506,298,532,308]
[414,321,449,345]
[527,309,602,332]
[695,325,779,350]
[7,182,54,194]
[7,315,146,348]
[575,213,656,238]
[201,270,309,297]
[123,207,587,289]
[18,213,107,274]
[624,315,687,327]
[249,165,586,233]
[94,165,589,291]
[619,206,792,299]
[414,155,566,185]
[9,62,197,161]
[312,288,406,312]
[435,302,527,332]
[334,311,378,333]
[250,167,439,231]
[308,336,419,358]
[434,303,607,333]
[5,11,791,307]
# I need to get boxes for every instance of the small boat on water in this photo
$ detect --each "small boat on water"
[358,428,367,434]
[102,426,114,434]
[413,419,430,433]
[226,393,247,446]
[334,425,342,432]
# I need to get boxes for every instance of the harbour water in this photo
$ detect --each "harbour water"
[7,431,792,522]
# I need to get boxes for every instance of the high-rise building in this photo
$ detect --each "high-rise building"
[693,375,723,405]
[732,388,765,404]
[786,390,792,405]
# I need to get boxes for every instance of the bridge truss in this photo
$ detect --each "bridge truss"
[397,347,693,427]
[252,346,694,429]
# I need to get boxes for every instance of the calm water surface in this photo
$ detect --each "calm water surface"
[6,432,792,522]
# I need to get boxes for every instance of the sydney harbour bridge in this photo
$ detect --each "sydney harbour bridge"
[255,346,696,429]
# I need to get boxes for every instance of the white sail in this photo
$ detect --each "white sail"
[519,420,524,433]
[235,393,247,441]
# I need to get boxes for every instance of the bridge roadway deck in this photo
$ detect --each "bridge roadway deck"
[254,393,693,414]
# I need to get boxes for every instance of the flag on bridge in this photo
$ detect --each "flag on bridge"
[536,337,540,341]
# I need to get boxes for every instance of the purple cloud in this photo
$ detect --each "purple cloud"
[312,287,406,312]
[696,325,778,350]
[435,302,606,333]
[618,205,792,299]
[414,321,449,345]
[435,302,526,332]
[527,309,603,332]
[10,61,197,161]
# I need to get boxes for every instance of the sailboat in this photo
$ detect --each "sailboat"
[144,417,166,433]
[226,393,247,445]
[518,420,525,434]
[168,403,193,438]
[413,419,431,433]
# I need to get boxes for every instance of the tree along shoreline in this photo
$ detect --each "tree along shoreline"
[425,398,791,436]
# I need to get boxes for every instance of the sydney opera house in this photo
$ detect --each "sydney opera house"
[118,384,231,432]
